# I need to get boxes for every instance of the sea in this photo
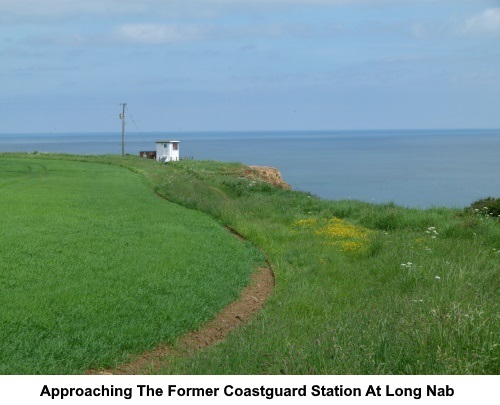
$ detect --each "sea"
[1,129,499,209]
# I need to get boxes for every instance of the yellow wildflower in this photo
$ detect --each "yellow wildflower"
[294,216,371,254]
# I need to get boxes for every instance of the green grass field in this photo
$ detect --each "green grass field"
[0,155,263,374]
[0,153,498,374]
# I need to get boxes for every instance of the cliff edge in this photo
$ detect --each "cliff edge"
[247,166,291,190]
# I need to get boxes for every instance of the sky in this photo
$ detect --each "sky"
[1,0,499,133]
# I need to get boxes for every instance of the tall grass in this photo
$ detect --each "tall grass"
[142,159,498,374]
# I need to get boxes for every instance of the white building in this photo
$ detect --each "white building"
[155,140,180,162]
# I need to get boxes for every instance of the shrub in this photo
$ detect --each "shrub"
[468,197,500,218]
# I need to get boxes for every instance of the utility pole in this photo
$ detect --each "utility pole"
[119,103,126,157]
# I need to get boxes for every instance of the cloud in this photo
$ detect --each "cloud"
[112,24,206,44]
[462,8,500,37]
[111,22,323,45]
[405,7,500,40]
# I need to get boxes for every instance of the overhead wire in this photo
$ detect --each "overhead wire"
[125,105,141,134]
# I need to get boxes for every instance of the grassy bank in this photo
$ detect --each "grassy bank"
[0,155,263,374]
[1,153,498,374]
[145,159,499,374]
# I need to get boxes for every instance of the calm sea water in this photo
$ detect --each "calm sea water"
[1,129,499,208]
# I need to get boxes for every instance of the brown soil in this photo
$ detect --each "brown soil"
[87,217,274,375]
[246,166,291,190]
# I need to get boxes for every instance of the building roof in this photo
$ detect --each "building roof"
[156,140,180,143]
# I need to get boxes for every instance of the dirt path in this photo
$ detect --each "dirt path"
[87,265,273,375]
[87,196,275,375]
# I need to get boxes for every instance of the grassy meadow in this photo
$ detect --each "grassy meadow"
[0,153,498,374]
[0,155,263,374]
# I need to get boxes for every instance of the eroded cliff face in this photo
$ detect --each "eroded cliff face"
[247,166,291,190]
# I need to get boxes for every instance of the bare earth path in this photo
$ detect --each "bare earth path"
[87,264,273,375]
[87,224,274,375]
[88,167,283,375]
